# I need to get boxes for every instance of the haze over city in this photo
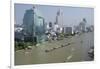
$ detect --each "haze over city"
[15,4,94,27]
[14,4,94,65]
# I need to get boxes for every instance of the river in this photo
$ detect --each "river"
[15,32,94,65]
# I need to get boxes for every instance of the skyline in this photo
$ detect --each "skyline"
[14,4,94,27]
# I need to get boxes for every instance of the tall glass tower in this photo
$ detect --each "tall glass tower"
[23,6,46,44]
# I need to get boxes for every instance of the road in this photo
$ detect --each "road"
[15,32,94,65]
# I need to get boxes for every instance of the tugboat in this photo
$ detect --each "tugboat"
[88,46,94,60]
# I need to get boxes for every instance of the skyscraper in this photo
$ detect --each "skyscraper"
[79,18,87,33]
[56,9,63,27]
[23,6,46,44]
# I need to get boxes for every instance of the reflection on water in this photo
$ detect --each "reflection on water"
[15,32,94,65]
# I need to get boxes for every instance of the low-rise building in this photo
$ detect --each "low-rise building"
[63,27,73,35]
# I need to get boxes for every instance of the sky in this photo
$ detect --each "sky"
[14,3,94,27]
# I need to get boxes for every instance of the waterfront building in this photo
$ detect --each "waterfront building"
[23,6,46,44]
[14,24,24,42]
[63,27,73,34]
[79,18,87,33]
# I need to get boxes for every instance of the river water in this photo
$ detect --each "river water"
[15,32,94,65]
